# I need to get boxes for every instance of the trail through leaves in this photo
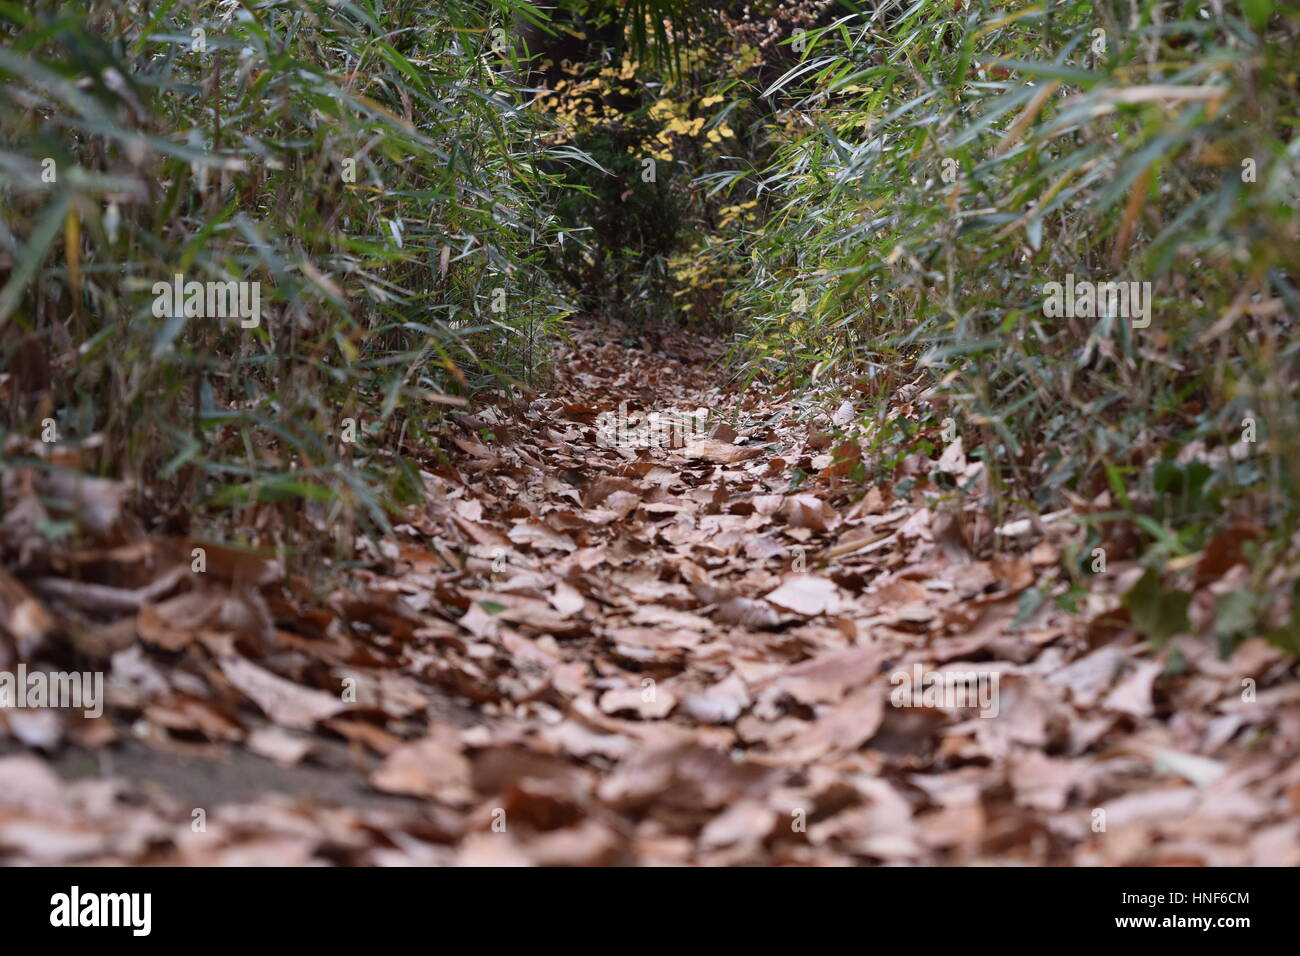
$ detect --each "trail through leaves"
[2,324,1298,865]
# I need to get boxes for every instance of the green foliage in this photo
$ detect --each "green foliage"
[1123,568,1193,644]
[0,0,581,558]
[725,0,1300,465]
[703,0,1300,640]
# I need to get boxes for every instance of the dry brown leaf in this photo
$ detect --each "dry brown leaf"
[220,656,348,730]
[682,439,762,464]
[764,574,841,616]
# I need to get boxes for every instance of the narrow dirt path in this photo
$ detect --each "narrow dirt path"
[3,321,1297,865]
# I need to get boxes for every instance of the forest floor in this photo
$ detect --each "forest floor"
[2,320,1298,865]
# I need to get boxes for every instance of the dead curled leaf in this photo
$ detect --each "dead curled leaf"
[760,684,886,765]
[782,493,838,532]
[682,439,762,464]
[219,656,348,730]
[680,674,750,725]
[371,729,473,803]
[764,574,841,616]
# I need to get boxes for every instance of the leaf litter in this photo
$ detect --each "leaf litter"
[1,324,1297,866]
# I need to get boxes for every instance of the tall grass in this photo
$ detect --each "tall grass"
[713,4,1296,518]
[0,0,581,564]
[683,0,1300,645]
